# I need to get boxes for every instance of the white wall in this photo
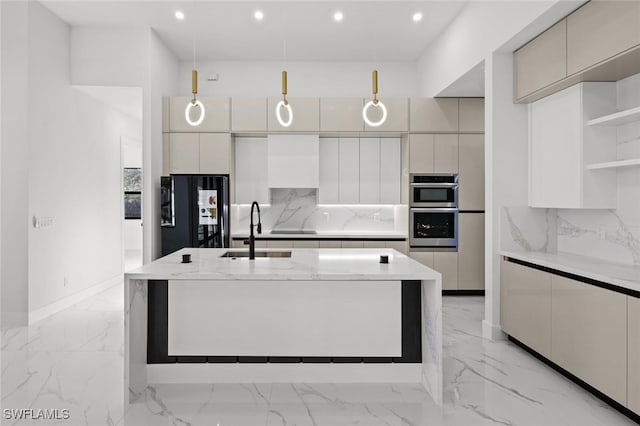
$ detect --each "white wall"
[71,27,180,263]
[416,1,582,97]
[178,61,417,98]
[484,52,530,340]
[1,0,29,328]
[26,2,142,313]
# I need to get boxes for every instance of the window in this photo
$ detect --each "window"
[124,168,142,220]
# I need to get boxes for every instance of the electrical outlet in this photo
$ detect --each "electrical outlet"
[33,216,55,228]
[207,73,219,81]
[63,275,69,287]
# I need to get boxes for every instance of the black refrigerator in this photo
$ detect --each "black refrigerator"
[160,175,230,256]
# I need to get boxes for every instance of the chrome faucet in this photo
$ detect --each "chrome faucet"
[249,201,262,260]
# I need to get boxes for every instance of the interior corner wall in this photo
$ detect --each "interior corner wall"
[148,30,179,262]
[1,0,29,328]
[416,1,569,97]
[178,61,418,97]
[484,52,530,339]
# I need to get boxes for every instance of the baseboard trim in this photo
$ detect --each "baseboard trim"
[508,335,640,424]
[29,274,122,324]
[442,290,485,296]
[482,320,506,341]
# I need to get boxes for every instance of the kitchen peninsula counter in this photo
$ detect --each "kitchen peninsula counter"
[124,248,442,406]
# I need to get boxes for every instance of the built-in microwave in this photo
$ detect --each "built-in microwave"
[410,174,458,208]
[409,208,458,249]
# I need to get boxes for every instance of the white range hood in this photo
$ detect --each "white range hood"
[267,134,320,188]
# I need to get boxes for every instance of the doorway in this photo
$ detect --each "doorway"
[122,137,143,271]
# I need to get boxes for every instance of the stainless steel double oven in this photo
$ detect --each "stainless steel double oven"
[409,174,458,250]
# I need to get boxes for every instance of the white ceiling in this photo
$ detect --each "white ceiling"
[41,1,467,62]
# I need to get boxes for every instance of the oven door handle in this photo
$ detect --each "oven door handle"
[410,208,459,213]
[410,182,458,188]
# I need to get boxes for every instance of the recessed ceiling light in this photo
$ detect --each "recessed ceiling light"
[412,12,423,22]
[333,11,344,22]
[254,10,264,21]
[174,10,185,20]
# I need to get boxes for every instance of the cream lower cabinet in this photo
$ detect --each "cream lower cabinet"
[458,213,484,290]
[500,258,552,358]
[412,252,458,290]
[551,275,627,405]
[629,296,640,414]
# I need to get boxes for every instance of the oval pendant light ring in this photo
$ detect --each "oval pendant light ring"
[276,100,293,127]
[185,100,206,127]
[362,100,387,127]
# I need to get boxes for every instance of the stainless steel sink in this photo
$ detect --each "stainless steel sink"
[220,250,292,258]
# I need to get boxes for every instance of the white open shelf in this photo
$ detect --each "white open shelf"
[587,158,640,170]
[587,106,640,127]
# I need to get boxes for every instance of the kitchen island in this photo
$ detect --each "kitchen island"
[124,248,442,405]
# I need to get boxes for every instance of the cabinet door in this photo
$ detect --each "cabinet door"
[433,252,458,290]
[363,98,409,132]
[293,240,320,248]
[319,240,342,248]
[199,133,231,174]
[231,97,267,132]
[162,133,170,175]
[500,259,551,358]
[339,138,360,203]
[380,138,401,204]
[341,240,364,248]
[268,97,320,132]
[363,241,385,249]
[359,138,380,204]
[514,20,567,100]
[529,85,582,208]
[567,1,640,76]
[267,240,293,248]
[169,133,199,174]
[458,213,484,290]
[629,296,640,414]
[409,251,434,269]
[434,134,458,173]
[551,275,627,404]
[235,137,268,204]
[386,241,407,255]
[458,134,484,210]
[409,98,458,132]
[170,97,230,131]
[458,98,484,132]
[319,138,340,204]
[409,134,434,173]
[320,98,364,132]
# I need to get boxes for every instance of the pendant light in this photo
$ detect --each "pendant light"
[362,69,387,127]
[185,36,205,127]
[276,70,293,127]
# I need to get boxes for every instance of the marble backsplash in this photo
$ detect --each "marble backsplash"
[500,206,557,253]
[232,188,407,234]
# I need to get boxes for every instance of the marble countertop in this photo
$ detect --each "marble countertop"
[125,248,438,281]
[500,250,640,293]
[230,231,408,240]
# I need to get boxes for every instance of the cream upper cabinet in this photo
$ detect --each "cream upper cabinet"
[169,97,230,132]
[410,98,458,132]
[319,138,340,204]
[199,133,231,174]
[458,134,484,210]
[458,98,485,132]
[434,252,458,290]
[514,19,567,101]
[529,83,617,209]
[359,138,381,203]
[458,213,484,291]
[500,258,552,358]
[235,137,268,204]
[168,133,199,173]
[320,98,364,132]
[231,97,267,132]
[409,134,434,173]
[379,138,401,204]
[629,296,640,414]
[567,0,640,76]
[433,134,458,173]
[551,275,627,405]
[267,97,320,132]
[363,98,409,132]
[339,138,360,203]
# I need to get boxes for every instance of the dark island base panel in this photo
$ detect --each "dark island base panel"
[508,336,640,425]
[147,280,422,364]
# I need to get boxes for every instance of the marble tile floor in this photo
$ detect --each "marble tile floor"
[1,285,636,425]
